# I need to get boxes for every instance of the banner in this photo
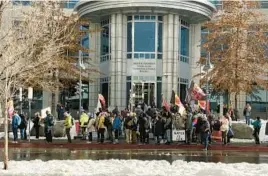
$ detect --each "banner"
[172,130,186,142]
[187,81,206,101]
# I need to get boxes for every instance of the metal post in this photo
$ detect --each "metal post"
[28,100,31,142]
[79,65,82,115]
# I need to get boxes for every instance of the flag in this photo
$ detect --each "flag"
[162,94,170,111]
[171,90,186,115]
[198,100,210,112]
[98,94,106,106]
[188,81,206,101]
[7,99,14,118]
[95,99,102,114]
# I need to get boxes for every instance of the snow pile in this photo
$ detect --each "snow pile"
[0,160,268,176]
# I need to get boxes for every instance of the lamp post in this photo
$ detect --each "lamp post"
[78,50,85,115]
[19,87,23,114]
[28,87,33,141]
[203,53,212,115]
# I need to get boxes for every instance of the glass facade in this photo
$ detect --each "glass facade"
[179,20,190,63]
[63,0,79,9]
[100,19,111,62]
[127,15,163,59]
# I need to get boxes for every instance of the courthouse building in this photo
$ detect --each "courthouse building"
[75,0,215,111]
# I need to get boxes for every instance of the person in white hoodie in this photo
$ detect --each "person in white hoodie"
[220,115,230,145]
[87,113,96,143]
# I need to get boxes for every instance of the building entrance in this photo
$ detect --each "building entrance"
[133,82,155,106]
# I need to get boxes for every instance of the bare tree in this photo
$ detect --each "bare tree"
[198,1,268,114]
[0,1,98,169]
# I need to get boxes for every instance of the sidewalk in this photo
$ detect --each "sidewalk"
[0,139,267,152]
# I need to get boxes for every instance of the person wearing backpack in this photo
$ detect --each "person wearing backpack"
[113,114,122,144]
[64,112,72,143]
[18,113,27,140]
[251,117,262,144]
[44,111,54,143]
[12,111,21,142]
[104,113,113,143]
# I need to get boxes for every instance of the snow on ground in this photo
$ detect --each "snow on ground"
[0,159,268,176]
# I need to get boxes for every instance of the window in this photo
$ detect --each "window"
[12,1,31,6]
[127,15,163,60]
[127,23,132,53]
[157,77,162,108]
[178,78,189,102]
[100,19,110,62]
[81,25,89,49]
[134,22,155,52]
[181,26,189,57]
[64,0,79,9]
[158,23,163,53]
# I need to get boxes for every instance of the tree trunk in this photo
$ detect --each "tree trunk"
[3,99,8,170]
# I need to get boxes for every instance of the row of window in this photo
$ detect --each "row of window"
[127,15,163,21]
[12,0,79,8]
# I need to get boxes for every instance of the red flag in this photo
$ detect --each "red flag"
[162,94,170,111]
[98,94,106,106]
[189,81,206,101]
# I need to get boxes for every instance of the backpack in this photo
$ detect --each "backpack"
[19,118,26,129]
[104,117,111,127]
[17,115,21,127]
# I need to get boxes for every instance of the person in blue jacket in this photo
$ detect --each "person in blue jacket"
[251,117,262,144]
[12,111,21,142]
[113,114,122,144]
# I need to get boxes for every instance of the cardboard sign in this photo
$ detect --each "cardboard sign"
[172,130,186,142]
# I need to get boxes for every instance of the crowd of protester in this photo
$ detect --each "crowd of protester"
[10,102,262,150]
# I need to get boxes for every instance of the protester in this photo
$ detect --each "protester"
[87,113,96,144]
[251,117,262,144]
[18,113,27,140]
[96,112,106,143]
[44,111,54,143]
[105,112,113,143]
[12,111,21,143]
[124,113,133,144]
[154,113,164,144]
[33,112,41,139]
[220,115,229,145]
[113,113,121,144]
[244,103,251,125]
[200,115,210,151]
[63,112,72,143]
[79,110,89,140]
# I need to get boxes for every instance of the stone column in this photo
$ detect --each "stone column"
[162,14,179,101]
[88,23,101,112]
[110,13,126,111]
[189,23,202,84]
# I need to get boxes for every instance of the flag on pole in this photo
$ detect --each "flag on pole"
[7,99,14,119]
[170,90,186,115]
[98,94,106,106]
[187,81,206,101]
[95,99,102,114]
[162,94,170,111]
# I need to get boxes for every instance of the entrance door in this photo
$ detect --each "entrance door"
[133,82,155,106]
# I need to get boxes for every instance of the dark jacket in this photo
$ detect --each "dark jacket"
[154,117,164,136]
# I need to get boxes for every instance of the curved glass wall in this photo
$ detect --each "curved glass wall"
[100,19,111,62]
[127,15,163,59]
